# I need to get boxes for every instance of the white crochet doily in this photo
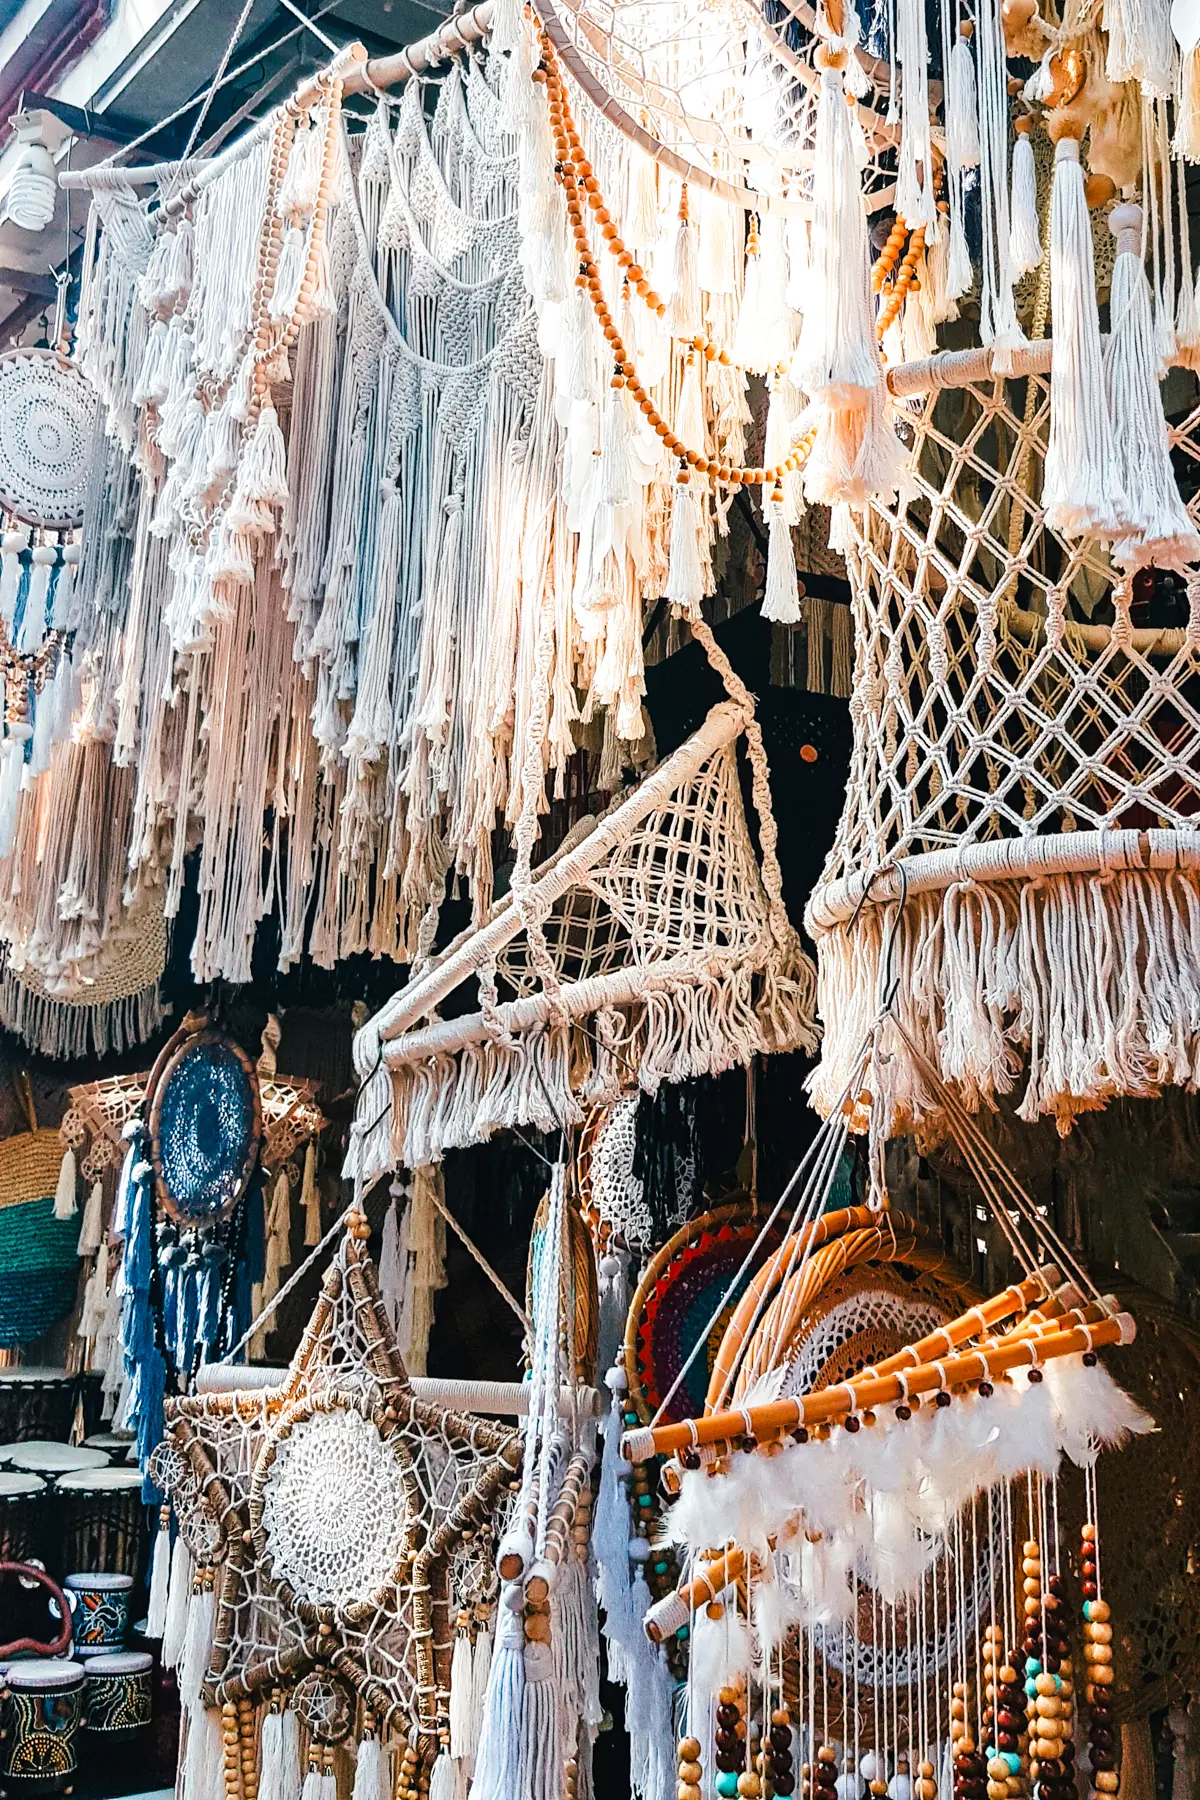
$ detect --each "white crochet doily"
[0,349,97,529]
[256,1405,413,1607]
[783,1286,948,1397]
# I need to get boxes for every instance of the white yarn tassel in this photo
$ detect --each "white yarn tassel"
[429,1752,457,1800]
[1105,203,1200,571]
[353,1734,388,1800]
[77,1179,104,1257]
[946,33,981,171]
[762,510,802,624]
[301,1763,337,1800]
[162,1534,194,1669]
[302,1138,321,1246]
[600,382,636,510]
[623,148,659,256]
[792,60,902,505]
[664,194,702,338]
[259,1710,286,1800]
[379,1181,404,1328]
[471,1620,492,1721]
[696,182,737,293]
[232,403,289,515]
[180,1705,224,1800]
[277,1711,302,1800]
[449,1626,477,1760]
[1043,136,1128,539]
[733,214,796,371]
[665,477,706,620]
[466,1610,526,1800]
[1103,0,1175,95]
[54,1145,77,1220]
[1008,130,1041,276]
[146,1509,172,1637]
[270,226,307,323]
[0,529,29,627]
[178,1577,215,1710]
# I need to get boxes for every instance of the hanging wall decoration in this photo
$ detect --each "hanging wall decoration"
[156,1211,521,1800]
[0,347,96,530]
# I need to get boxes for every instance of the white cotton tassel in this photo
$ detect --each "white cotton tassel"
[664,192,702,339]
[1043,135,1128,540]
[428,1752,457,1800]
[762,510,802,623]
[734,215,796,371]
[696,181,737,294]
[0,736,26,858]
[0,529,29,627]
[1105,202,1200,572]
[54,1145,77,1220]
[259,1711,286,1800]
[279,1713,303,1800]
[379,1183,404,1327]
[946,32,981,171]
[674,352,705,457]
[665,476,706,620]
[353,1733,388,1800]
[449,1626,477,1760]
[232,403,289,515]
[19,544,56,652]
[278,121,323,222]
[77,1179,105,1257]
[178,1576,215,1710]
[301,1761,337,1800]
[162,1534,194,1669]
[1009,128,1042,277]
[622,148,659,257]
[146,1509,172,1637]
[270,226,307,323]
[947,204,973,301]
[303,1138,321,1246]
[471,1621,492,1721]
[1103,0,1175,96]
[791,61,885,410]
[181,1705,223,1800]
[601,380,636,509]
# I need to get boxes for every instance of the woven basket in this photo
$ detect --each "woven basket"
[0,1077,78,1345]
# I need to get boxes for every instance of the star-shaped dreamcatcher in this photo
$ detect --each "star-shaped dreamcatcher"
[158,1211,520,1757]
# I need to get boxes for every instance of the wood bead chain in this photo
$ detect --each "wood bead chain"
[876,225,926,342]
[983,1639,1027,1800]
[872,216,910,293]
[714,1681,749,1796]
[537,45,807,472]
[221,1700,242,1800]
[1081,1521,1117,1796]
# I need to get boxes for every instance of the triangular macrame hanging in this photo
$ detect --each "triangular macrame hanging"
[348,659,817,1185]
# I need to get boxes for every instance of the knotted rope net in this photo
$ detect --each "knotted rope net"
[806,343,1200,1135]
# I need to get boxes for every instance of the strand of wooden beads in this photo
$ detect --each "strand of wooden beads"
[237,1695,258,1800]
[679,1725,704,1800]
[763,1703,795,1798]
[538,44,815,490]
[872,218,910,293]
[714,1680,748,1798]
[952,1670,984,1800]
[396,1734,420,1800]
[876,227,926,342]
[221,1700,241,1800]
[984,1640,1027,1800]
[1081,1518,1117,1798]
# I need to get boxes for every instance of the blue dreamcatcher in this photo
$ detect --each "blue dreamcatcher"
[119,1019,265,1490]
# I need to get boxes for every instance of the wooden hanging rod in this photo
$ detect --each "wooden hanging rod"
[59,4,494,199]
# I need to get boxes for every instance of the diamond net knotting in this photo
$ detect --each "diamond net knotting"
[805,354,1200,1133]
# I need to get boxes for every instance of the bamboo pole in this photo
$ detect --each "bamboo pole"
[622,1311,1134,1462]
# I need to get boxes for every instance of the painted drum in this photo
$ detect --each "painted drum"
[0,1660,85,1795]
[5,1445,109,1485]
[0,1473,47,1566]
[62,1574,132,1650]
[80,1653,153,1736]
[56,1467,144,1581]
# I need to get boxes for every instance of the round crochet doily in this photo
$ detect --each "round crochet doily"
[0,349,96,529]
[253,1404,414,1609]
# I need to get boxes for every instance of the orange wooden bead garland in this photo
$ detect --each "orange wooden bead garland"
[876,224,926,342]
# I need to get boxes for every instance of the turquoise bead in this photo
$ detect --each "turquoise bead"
[1082,1600,1095,1621]
[638,1493,652,1507]
[1025,1679,1037,1698]
[677,1624,689,1640]
[1025,1657,1041,1674]
[655,1561,668,1574]
[1003,1755,1022,1775]
[716,1774,740,1797]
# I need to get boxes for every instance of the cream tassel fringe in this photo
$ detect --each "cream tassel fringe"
[762,511,801,624]
[1105,202,1200,571]
[353,1732,389,1800]
[54,1145,77,1220]
[665,475,706,620]
[162,1534,193,1670]
[301,1138,320,1246]
[0,528,29,627]
[1177,45,1200,160]
[146,1507,172,1638]
[1009,129,1041,277]
[77,1179,104,1257]
[663,189,702,339]
[1042,135,1128,540]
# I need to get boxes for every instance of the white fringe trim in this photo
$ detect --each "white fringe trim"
[808,866,1200,1134]
[355,960,819,1175]
[0,969,165,1060]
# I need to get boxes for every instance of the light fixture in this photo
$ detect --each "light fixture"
[2,114,58,234]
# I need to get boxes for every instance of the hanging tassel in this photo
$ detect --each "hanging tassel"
[733,213,796,371]
[146,1507,172,1638]
[270,227,307,323]
[230,402,289,516]
[180,1704,224,1800]
[379,1179,404,1328]
[674,353,705,455]
[449,1618,477,1761]
[178,1572,216,1710]
[303,1138,322,1246]
[280,1710,303,1800]
[946,30,982,171]
[600,379,636,510]
[301,1756,337,1800]
[664,186,702,338]
[259,1707,286,1800]
[77,1179,105,1257]
[762,508,802,623]
[353,1729,388,1800]
[0,528,29,627]
[1176,155,1200,362]
[1177,46,1200,160]
[54,1144,77,1220]
[428,1752,457,1800]
[664,472,706,620]
[792,53,902,505]
[471,1619,492,1723]
[947,204,973,300]
[623,147,659,256]
[1009,123,1042,276]
[162,1532,193,1669]
[19,544,56,652]
[695,180,737,293]
[1103,0,1175,96]
[1042,133,1128,539]
[1105,201,1200,571]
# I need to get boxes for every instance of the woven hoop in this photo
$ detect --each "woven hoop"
[0,349,97,530]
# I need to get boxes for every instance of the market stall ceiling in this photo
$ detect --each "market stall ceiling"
[0,0,440,342]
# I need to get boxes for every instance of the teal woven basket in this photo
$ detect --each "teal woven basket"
[0,1195,79,1347]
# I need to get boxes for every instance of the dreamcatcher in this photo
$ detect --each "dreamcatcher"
[116,1015,267,1481]
[616,1010,1151,1800]
[153,1212,521,1800]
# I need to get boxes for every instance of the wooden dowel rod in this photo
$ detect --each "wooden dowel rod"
[863,1265,1060,1379]
[623,1313,1134,1461]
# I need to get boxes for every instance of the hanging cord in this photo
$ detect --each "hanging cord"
[162,0,261,207]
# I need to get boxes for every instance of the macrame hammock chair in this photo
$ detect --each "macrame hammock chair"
[609,1010,1151,1800]
[346,636,817,1189]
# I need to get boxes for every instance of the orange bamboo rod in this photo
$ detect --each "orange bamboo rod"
[624,1312,1133,1462]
